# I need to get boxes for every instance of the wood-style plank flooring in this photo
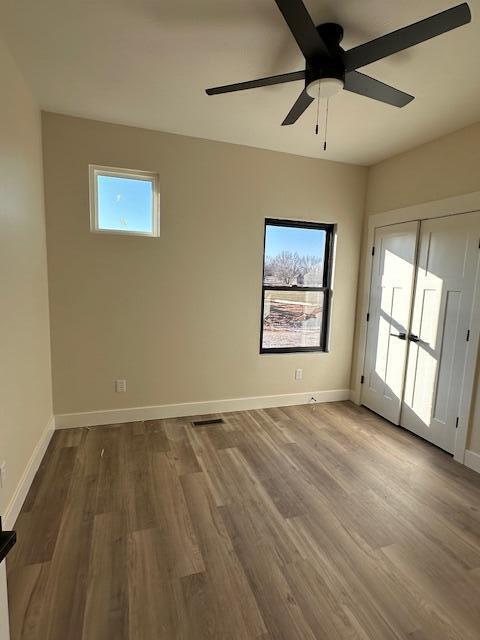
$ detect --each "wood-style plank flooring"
[7,401,480,639]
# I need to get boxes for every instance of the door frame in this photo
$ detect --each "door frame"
[353,190,480,464]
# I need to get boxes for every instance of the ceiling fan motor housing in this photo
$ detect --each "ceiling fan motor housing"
[305,23,345,98]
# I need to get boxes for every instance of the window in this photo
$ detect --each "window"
[260,218,334,353]
[89,165,160,236]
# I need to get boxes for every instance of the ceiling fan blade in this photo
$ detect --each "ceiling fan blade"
[344,3,471,71]
[206,70,305,95]
[273,0,329,59]
[344,71,414,107]
[282,89,314,125]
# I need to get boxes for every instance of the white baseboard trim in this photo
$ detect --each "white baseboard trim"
[464,449,480,474]
[55,389,351,429]
[3,416,55,530]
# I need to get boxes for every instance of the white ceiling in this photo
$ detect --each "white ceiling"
[1,0,479,165]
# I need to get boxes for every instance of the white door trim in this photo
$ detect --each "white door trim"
[0,561,10,640]
[353,189,480,464]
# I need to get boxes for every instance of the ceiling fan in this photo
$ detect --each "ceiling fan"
[205,1,471,126]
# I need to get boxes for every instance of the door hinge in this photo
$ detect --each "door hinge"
[360,375,365,385]
[371,246,375,256]
[466,329,470,342]
[455,417,459,429]
[366,312,370,322]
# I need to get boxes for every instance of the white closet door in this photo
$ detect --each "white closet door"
[401,212,480,453]
[362,222,419,424]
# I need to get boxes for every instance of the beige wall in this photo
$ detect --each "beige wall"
[362,122,480,454]
[366,122,480,215]
[0,39,53,517]
[42,113,367,416]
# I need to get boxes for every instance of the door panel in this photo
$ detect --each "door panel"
[362,222,418,424]
[400,212,480,453]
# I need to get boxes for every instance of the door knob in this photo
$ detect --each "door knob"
[390,332,407,340]
[409,334,429,346]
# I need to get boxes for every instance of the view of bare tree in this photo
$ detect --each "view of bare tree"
[265,251,322,285]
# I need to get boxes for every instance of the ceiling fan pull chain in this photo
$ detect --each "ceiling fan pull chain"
[315,81,321,135]
[324,98,329,151]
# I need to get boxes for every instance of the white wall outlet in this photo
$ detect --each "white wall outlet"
[295,368,303,381]
[0,461,6,489]
[115,379,127,393]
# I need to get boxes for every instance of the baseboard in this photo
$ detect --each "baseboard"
[464,449,480,474]
[3,416,55,530]
[55,389,351,429]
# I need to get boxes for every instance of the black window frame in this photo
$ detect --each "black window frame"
[260,218,335,354]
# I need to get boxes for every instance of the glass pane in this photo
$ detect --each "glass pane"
[262,290,324,349]
[97,175,153,233]
[264,224,326,287]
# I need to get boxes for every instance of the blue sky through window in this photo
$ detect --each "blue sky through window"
[97,175,153,233]
[265,224,325,261]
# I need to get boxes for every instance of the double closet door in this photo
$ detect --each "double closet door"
[362,211,480,454]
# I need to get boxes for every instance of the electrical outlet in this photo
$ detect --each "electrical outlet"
[295,368,303,381]
[0,461,6,489]
[115,379,127,393]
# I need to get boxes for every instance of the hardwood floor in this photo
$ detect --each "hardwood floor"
[7,401,480,639]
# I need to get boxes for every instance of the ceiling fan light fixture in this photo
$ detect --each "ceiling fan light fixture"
[306,77,344,99]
